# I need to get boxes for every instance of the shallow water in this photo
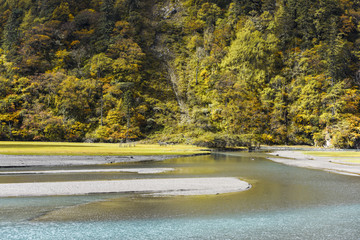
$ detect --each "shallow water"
[1,152,360,239]
[2,204,360,240]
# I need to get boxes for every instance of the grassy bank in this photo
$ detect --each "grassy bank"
[0,141,209,156]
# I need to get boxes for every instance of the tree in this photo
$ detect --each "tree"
[124,90,133,142]
[51,2,71,22]
[197,2,222,27]
[55,76,97,122]
[2,8,23,54]
[87,53,113,126]
[109,38,145,83]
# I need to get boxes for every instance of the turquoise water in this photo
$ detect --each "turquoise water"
[1,205,360,239]
[1,152,360,239]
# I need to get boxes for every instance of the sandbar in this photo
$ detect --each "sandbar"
[0,154,183,167]
[0,177,251,197]
[268,151,360,176]
[0,168,174,175]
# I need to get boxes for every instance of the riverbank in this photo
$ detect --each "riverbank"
[0,177,251,197]
[0,141,209,156]
[267,151,360,176]
[0,141,210,167]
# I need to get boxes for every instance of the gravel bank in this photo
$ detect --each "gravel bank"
[0,168,175,175]
[0,154,186,167]
[268,151,360,176]
[0,177,251,197]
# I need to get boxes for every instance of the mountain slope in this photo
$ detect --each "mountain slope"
[1,0,360,148]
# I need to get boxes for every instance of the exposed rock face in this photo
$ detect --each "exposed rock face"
[150,0,190,123]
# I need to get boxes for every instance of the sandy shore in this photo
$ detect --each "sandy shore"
[0,177,251,197]
[0,168,174,175]
[0,154,185,167]
[268,151,360,176]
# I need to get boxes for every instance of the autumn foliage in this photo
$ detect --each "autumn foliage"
[1,0,360,148]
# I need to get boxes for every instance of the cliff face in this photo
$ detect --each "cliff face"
[150,1,191,123]
[1,0,360,148]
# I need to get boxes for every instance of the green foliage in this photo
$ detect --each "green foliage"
[2,8,23,53]
[193,132,260,149]
[0,0,360,148]
[51,2,71,22]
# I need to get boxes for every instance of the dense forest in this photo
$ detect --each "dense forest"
[1,0,360,148]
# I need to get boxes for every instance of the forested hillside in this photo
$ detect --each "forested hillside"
[1,0,360,148]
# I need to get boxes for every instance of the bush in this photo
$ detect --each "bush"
[193,132,260,149]
[193,133,227,148]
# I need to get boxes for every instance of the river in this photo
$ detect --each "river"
[0,152,359,239]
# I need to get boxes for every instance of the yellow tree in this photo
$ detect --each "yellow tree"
[87,53,113,126]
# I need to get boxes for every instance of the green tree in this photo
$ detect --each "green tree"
[124,90,133,142]
[51,2,71,22]
[87,53,113,126]
[2,8,23,54]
